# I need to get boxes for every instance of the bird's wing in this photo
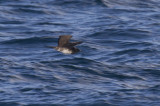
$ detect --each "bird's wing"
[68,41,82,46]
[58,35,72,47]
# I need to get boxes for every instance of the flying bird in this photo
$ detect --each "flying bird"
[47,35,82,54]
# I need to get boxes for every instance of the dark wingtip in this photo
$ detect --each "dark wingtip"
[70,41,83,46]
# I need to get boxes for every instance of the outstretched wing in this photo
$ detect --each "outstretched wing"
[58,35,72,47]
[68,41,82,46]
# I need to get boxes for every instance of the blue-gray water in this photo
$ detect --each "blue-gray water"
[0,0,160,106]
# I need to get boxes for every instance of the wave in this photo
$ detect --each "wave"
[46,0,102,6]
[101,0,159,9]
[39,57,144,80]
[1,37,57,45]
[0,0,160,105]
[115,47,157,54]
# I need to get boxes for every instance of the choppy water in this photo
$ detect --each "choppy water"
[0,0,160,106]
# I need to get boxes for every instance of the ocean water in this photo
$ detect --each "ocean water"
[0,0,160,106]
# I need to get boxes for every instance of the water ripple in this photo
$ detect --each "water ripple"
[0,0,160,105]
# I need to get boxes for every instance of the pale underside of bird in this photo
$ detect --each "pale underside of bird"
[47,35,82,54]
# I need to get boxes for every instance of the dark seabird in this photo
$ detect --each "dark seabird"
[47,35,82,54]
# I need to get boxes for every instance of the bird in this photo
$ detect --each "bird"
[47,35,82,54]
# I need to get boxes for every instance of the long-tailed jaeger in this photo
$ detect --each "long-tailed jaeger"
[47,35,82,54]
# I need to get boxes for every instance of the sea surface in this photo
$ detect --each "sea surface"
[0,0,160,106]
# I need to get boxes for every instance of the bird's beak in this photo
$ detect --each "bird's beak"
[46,46,56,49]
